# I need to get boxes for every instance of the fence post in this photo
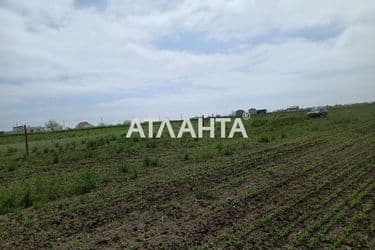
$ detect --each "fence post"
[24,124,29,156]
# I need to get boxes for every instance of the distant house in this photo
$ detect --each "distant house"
[286,106,300,112]
[248,108,257,115]
[235,109,245,117]
[75,121,94,129]
[13,125,24,133]
[256,109,267,114]
[29,126,45,133]
[13,125,46,133]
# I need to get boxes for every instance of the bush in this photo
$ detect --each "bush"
[74,172,100,194]
[0,186,34,214]
[20,188,33,208]
[0,190,17,214]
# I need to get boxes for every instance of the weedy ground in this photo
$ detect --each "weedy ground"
[0,103,374,249]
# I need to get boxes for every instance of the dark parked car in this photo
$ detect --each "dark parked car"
[308,107,328,117]
[235,109,245,117]
[256,109,267,114]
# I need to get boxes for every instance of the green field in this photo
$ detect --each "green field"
[0,103,374,249]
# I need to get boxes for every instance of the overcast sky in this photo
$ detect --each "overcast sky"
[1,0,375,130]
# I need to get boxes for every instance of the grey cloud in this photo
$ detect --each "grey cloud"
[74,0,108,11]
[0,0,374,130]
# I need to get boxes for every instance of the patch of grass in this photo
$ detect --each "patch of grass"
[251,119,268,127]
[6,161,19,172]
[119,160,130,173]
[143,156,159,168]
[7,147,17,154]
[74,172,102,194]
[216,143,223,152]
[86,139,96,149]
[52,154,59,164]
[124,146,136,156]
[0,171,108,215]
[113,144,123,153]
[195,150,215,161]
[132,137,139,142]
[145,140,156,148]
[129,166,138,179]
[182,152,190,161]
[258,136,270,143]
[31,147,39,154]
[223,147,234,156]
[194,187,215,200]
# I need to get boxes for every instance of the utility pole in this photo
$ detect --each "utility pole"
[24,124,29,156]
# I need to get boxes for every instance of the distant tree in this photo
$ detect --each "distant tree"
[45,120,62,131]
